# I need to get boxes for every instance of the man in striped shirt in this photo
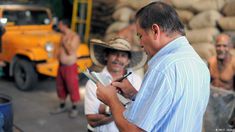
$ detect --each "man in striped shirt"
[96,2,210,132]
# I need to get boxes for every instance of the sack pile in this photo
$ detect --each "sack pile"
[102,0,235,60]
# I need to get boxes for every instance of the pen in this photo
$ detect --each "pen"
[115,72,132,82]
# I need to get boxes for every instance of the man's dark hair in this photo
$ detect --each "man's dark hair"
[135,1,185,36]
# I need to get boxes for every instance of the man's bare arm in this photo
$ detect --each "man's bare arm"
[86,114,113,127]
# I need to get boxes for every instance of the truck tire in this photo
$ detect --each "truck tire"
[13,59,38,91]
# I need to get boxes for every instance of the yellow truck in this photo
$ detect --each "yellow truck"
[0,5,92,90]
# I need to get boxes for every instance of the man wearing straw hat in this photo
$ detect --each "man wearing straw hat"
[84,37,147,132]
[96,1,210,132]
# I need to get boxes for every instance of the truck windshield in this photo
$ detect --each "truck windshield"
[3,10,50,25]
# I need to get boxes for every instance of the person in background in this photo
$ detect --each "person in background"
[96,2,210,132]
[51,21,81,118]
[84,37,147,132]
[207,34,235,91]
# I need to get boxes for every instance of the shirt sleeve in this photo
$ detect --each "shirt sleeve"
[124,70,174,131]
[84,80,101,115]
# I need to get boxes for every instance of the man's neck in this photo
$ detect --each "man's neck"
[159,32,182,52]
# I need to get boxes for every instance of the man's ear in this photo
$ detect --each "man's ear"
[152,24,160,39]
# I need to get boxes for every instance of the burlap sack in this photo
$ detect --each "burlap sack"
[171,0,200,9]
[189,10,221,29]
[222,0,235,16]
[191,0,225,12]
[176,9,194,24]
[116,0,151,10]
[105,25,140,49]
[117,0,128,3]
[117,24,140,47]
[104,32,117,42]
[112,7,135,22]
[218,17,235,30]
[186,28,220,43]
[224,31,235,47]
[191,43,216,60]
[105,22,129,34]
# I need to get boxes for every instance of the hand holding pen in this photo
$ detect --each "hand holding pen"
[112,72,138,99]
[114,72,132,82]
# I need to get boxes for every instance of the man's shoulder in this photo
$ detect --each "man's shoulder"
[207,56,217,64]
[232,55,235,61]
[231,55,235,69]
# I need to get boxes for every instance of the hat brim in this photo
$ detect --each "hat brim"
[90,39,147,70]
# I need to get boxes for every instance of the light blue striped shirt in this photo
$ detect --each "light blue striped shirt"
[124,36,210,132]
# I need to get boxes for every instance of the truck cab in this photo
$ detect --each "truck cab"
[0,5,92,90]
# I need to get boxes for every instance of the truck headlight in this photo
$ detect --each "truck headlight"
[45,42,54,52]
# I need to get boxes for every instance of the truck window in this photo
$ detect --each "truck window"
[3,10,50,25]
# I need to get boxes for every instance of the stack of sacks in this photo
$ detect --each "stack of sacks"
[91,0,117,35]
[104,0,151,48]
[170,0,235,60]
[104,0,235,61]
[220,0,235,55]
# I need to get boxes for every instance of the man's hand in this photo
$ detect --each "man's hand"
[112,79,138,99]
[58,21,80,55]
[96,82,119,106]
[96,83,143,132]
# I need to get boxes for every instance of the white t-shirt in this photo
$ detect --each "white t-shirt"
[84,67,142,132]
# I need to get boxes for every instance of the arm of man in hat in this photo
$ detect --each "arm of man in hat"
[86,110,113,127]
[112,79,138,100]
[96,82,143,132]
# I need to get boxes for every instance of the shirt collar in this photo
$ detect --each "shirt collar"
[148,36,189,67]
[101,66,113,80]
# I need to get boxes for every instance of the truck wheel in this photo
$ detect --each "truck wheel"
[13,59,38,91]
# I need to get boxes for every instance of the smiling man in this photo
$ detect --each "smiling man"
[84,37,146,132]
[208,34,235,91]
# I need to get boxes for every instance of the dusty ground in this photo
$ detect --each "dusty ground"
[0,76,88,132]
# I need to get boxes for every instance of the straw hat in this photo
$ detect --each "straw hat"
[90,37,147,70]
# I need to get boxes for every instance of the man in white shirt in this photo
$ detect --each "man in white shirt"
[84,37,147,132]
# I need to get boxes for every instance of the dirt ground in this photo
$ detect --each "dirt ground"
[0,76,88,132]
